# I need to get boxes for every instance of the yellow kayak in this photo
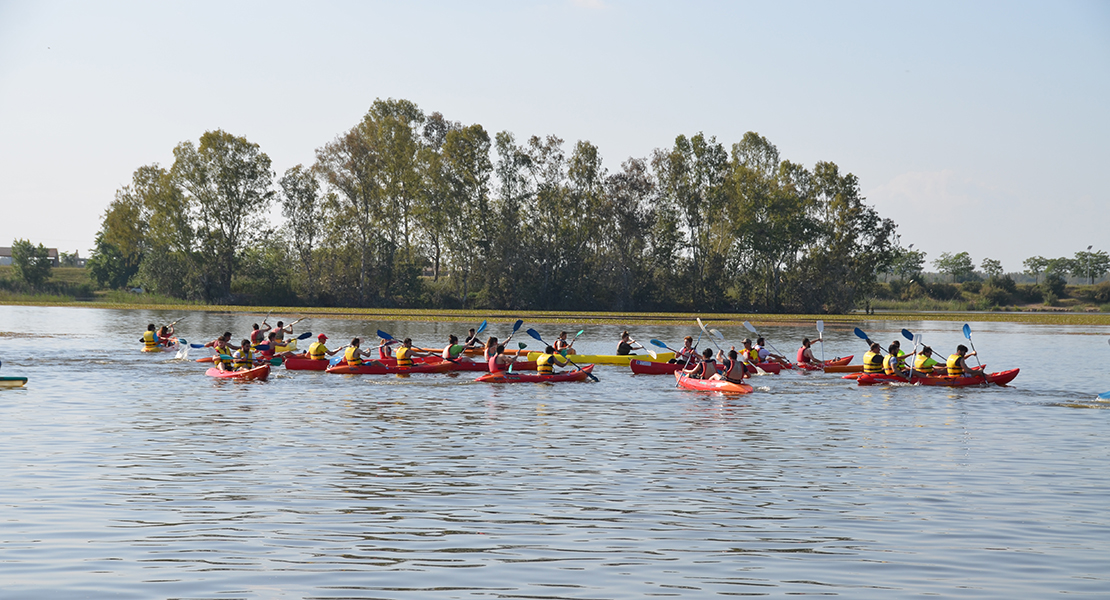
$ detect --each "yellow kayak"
[525,351,674,366]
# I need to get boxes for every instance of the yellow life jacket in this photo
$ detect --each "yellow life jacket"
[142,330,159,350]
[345,346,363,367]
[213,347,233,368]
[396,347,413,367]
[308,341,328,360]
[537,353,556,374]
[233,348,254,370]
[863,351,884,373]
[947,354,964,376]
[883,354,899,375]
[914,354,934,375]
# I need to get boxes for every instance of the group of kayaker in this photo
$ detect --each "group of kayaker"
[669,336,792,382]
[860,339,978,378]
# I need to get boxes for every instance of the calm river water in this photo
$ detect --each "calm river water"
[1,305,1108,599]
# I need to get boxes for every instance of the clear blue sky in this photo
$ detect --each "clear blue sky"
[1,0,1107,273]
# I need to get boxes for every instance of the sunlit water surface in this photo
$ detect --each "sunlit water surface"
[1,306,1108,599]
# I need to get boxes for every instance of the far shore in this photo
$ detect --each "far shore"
[2,300,1109,327]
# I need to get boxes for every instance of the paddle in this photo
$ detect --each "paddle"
[853,327,872,345]
[627,335,657,359]
[256,331,312,350]
[504,319,524,343]
[816,320,825,364]
[650,339,681,355]
[475,320,488,336]
[743,321,785,357]
[508,342,527,373]
[962,323,988,382]
[526,328,599,382]
[712,327,765,376]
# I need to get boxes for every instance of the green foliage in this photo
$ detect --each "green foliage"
[980,258,1003,279]
[10,239,53,287]
[980,284,1011,306]
[1023,255,1048,284]
[1042,272,1067,298]
[933,251,977,283]
[961,280,981,294]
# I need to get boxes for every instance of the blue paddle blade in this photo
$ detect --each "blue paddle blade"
[526,328,544,342]
[297,331,312,340]
[329,354,343,365]
[512,319,524,332]
[962,324,972,339]
[901,329,913,341]
[476,320,488,335]
[377,330,393,340]
[1099,391,1110,400]
[177,338,187,346]
[190,343,207,348]
[650,339,668,348]
[854,327,869,340]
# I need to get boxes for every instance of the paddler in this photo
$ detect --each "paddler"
[395,338,432,368]
[140,324,159,350]
[271,320,293,343]
[487,344,517,373]
[157,324,175,346]
[797,338,821,367]
[616,331,644,356]
[307,333,339,360]
[913,346,943,376]
[231,338,258,371]
[862,342,885,374]
[463,328,480,349]
[212,338,235,371]
[682,348,717,379]
[377,337,398,359]
[483,336,500,361]
[205,332,239,351]
[257,331,297,361]
[249,323,267,346]
[883,342,912,377]
[344,338,374,367]
[716,347,749,382]
[755,337,790,367]
[740,338,760,368]
[442,335,467,362]
[670,336,698,365]
[946,345,978,377]
[554,331,576,355]
[536,345,568,375]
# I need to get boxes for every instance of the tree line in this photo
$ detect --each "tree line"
[85,97,897,313]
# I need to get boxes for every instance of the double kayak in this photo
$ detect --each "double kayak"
[674,372,754,394]
[476,364,595,383]
[855,368,1019,387]
[1,376,28,389]
[525,352,674,366]
[285,356,330,371]
[629,359,782,375]
[205,364,271,381]
[326,359,455,375]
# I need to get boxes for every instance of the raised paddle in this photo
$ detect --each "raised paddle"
[743,321,785,357]
[503,319,524,343]
[712,327,766,376]
[508,342,527,373]
[962,323,989,382]
[816,320,825,364]
[526,328,599,382]
[650,339,678,353]
[475,320,488,336]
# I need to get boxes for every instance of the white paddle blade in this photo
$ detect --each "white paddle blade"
[816,320,824,334]
[743,321,757,333]
[709,328,725,340]
[647,349,658,360]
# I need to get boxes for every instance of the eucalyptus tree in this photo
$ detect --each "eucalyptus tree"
[279,165,324,299]
[171,130,274,300]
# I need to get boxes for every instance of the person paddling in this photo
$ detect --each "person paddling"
[377,337,398,360]
[883,342,912,377]
[797,338,821,367]
[554,331,576,355]
[683,348,717,379]
[344,338,374,367]
[755,337,790,367]
[616,331,644,356]
[483,337,500,361]
[487,344,517,373]
[740,338,761,369]
[671,336,698,365]
[271,321,292,343]
[913,346,943,376]
[307,334,339,360]
[717,347,748,382]
[946,344,978,377]
[205,332,239,351]
[140,324,159,350]
[211,338,234,372]
[442,335,467,362]
[463,328,480,349]
[157,324,176,346]
[535,345,568,375]
[249,323,266,346]
[862,342,885,374]
[231,339,259,371]
[395,338,432,368]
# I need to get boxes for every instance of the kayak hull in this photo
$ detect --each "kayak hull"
[856,368,1018,387]
[142,338,179,352]
[450,359,538,372]
[476,364,595,383]
[674,372,754,394]
[205,364,271,381]
[284,357,331,371]
[0,376,28,388]
[526,352,674,365]
[795,355,853,371]
[326,359,454,375]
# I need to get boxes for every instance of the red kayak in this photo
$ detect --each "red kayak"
[674,372,754,394]
[475,364,595,383]
[793,355,854,371]
[843,364,986,380]
[855,368,1017,387]
[205,364,271,381]
[630,359,781,375]
[285,357,330,371]
[326,359,455,375]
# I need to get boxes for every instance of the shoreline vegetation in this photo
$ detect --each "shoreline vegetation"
[2,295,1107,327]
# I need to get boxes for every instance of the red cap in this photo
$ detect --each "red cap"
[318,334,328,340]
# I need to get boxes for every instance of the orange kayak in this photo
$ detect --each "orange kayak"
[205,364,271,381]
[475,364,594,383]
[674,372,754,394]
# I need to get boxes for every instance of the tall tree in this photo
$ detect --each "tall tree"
[171,130,274,300]
[279,165,324,300]
[934,251,976,283]
[10,239,52,287]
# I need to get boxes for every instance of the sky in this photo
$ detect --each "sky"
[1,0,1107,273]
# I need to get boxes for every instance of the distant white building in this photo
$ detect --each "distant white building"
[0,247,79,267]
